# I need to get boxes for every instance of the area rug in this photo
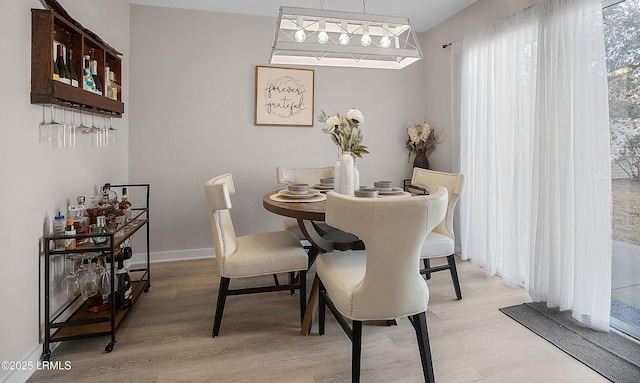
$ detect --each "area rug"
[499,302,640,383]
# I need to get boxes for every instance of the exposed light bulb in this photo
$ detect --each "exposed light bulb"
[318,31,329,44]
[338,20,349,45]
[380,24,391,48]
[317,19,328,44]
[360,22,371,47]
[380,36,391,48]
[361,34,371,46]
[294,16,306,42]
[339,32,350,45]
[295,29,307,42]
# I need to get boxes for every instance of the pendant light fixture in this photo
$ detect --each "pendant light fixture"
[269,1,422,70]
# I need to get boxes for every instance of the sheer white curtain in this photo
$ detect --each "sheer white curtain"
[452,0,612,330]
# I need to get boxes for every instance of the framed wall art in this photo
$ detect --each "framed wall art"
[255,65,315,126]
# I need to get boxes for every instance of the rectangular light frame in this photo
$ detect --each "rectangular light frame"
[270,7,423,70]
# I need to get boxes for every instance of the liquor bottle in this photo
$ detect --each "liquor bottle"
[109,70,120,100]
[119,187,132,223]
[102,183,119,206]
[71,197,90,244]
[86,195,100,225]
[92,215,109,246]
[104,66,113,99]
[64,219,76,250]
[91,60,103,95]
[83,55,96,92]
[53,211,65,249]
[114,256,132,309]
[66,48,79,87]
[97,188,116,223]
[56,44,70,84]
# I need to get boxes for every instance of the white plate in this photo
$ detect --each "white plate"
[379,191,412,198]
[376,187,405,195]
[278,189,321,199]
[270,193,327,203]
[312,184,334,190]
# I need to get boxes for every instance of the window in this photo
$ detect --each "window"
[605,0,640,340]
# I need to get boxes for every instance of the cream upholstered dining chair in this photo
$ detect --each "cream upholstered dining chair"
[204,174,308,337]
[276,166,334,242]
[410,168,465,300]
[316,189,448,383]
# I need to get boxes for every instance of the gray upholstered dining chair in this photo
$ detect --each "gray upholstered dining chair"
[204,174,308,337]
[410,168,465,299]
[316,188,448,383]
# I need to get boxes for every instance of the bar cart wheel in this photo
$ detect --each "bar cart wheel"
[144,284,151,292]
[105,341,116,353]
[42,351,51,361]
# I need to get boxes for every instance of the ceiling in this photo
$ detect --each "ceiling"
[127,0,477,33]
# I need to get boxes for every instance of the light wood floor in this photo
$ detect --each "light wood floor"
[28,257,608,383]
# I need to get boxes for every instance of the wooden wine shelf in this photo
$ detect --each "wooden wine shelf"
[31,7,124,116]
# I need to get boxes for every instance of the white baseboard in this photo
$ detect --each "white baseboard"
[2,249,215,383]
[0,343,53,383]
[130,247,215,266]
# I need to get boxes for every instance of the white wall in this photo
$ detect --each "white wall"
[128,5,428,256]
[0,1,129,381]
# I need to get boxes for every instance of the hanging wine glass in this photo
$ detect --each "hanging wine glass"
[49,106,65,148]
[49,104,62,124]
[101,115,109,147]
[78,254,98,300]
[96,256,112,296]
[66,108,77,147]
[60,255,80,298]
[108,116,117,143]
[90,114,104,147]
[39,106,52,142]
[52,107,69,149]
[77,110,91,135]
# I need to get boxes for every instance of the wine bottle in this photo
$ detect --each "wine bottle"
[119,187,132,223]
[83,55,95,92]
[66,48,79,87]
[53,58,59,81]
[115,256,132,309]
[105,66,113,99]
[109,70,120,100]
[91,60,103,95]
[56,44,70,84]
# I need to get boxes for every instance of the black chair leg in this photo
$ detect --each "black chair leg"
[318,280,326,335]
[212,277,230,337]
[447,254,462,300]
[412,312,435,383]
[352,320,363,383]
[422,259,432,279]
[273,274,280,286]
[299,270,307,322]
[289,271,296,295]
